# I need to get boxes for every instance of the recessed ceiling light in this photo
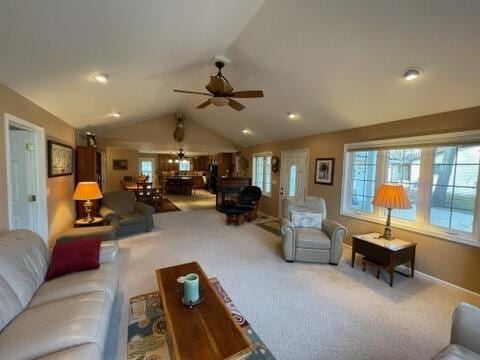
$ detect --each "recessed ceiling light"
[242,128,251,134]
[403,69,420,81]
[94,73,109,83]
[111,112,121,118]
[287,112,297,119]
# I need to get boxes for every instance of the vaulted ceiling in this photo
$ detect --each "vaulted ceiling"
[1,0,480,147]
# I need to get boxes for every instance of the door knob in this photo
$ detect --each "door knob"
[28,195,36,202]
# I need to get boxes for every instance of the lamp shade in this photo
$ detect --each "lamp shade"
[73,182,103,200]
[371,183,411,209]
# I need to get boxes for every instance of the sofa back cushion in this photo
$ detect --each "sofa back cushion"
[0,275,23,331]
[0,230,49,315]
[103,190,136,215]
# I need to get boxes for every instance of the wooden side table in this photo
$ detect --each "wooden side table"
[351,233,417,287]
[74,217,104,228]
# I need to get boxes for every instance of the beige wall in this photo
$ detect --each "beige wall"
[243,106,480,294]
[105,148,139,192]
[95,114,235,155]
[0,83,76,246]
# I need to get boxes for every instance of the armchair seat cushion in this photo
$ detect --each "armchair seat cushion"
[296,228,331,250]
[118,213,146,226]
[433,344,479,360]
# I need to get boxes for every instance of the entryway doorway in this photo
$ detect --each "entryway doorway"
[4,113,48,241]
[279,149,309,217]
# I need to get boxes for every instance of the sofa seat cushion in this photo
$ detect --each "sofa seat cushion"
[118,213,146,226]
[433,344,480,360]
[29,262,118,308]
[296,228,331,250]
[0,291,112,360]
[38,344,101,360]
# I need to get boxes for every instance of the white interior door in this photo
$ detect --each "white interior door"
[279,149,309,217]
[9,127,37,230]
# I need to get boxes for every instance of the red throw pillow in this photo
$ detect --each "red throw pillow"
[45,237,101,280]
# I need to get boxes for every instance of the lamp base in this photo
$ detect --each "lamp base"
[379,233,395,241]
[83,199,94,223]
[380,208,395,240]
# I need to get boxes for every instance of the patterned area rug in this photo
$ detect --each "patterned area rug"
[155,198,181,213]
[127,278,275,360]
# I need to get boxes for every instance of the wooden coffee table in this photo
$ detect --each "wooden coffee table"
[156,262,252,360]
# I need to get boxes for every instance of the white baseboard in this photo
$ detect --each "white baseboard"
[257,211,279,220]
[343,243,480,298]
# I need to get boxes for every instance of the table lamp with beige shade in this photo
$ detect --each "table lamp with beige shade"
[371,183,411,240]
[73,182,103,223]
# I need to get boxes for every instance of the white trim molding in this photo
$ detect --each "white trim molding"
[341,130,480,248]
[343,244,480,298]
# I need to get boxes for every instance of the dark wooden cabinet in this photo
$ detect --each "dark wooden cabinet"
[75,146,101,219]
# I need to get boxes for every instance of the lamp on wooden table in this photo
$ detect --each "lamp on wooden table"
[73,182,103,223]
[371,183,411,240]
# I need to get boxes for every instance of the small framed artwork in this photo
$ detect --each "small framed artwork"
[113,159,128,170]
[48,140,73,177]
[315,158,335,185]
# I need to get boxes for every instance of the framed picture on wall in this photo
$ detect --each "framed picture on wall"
[48,140,73,177]
[113,159,128,170]
[315,158,335,185]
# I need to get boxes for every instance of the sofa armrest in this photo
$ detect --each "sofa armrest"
[281,218,296,261]
[322,219,347,264]
[135,202,155,231]
[99,206,118,226]
[451,302,480,354]
[135,202,155,216]
[100,241,118,264]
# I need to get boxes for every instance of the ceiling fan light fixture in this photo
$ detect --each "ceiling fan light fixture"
[403,68,421,81]
[111,111,121,118]
[210,97,229,107]
[94,73,109,83]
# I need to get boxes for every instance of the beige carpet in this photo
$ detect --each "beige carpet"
[105,209,480,360]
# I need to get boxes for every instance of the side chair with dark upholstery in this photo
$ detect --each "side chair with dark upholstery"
[100,190,154,236]
[235,185,262,221]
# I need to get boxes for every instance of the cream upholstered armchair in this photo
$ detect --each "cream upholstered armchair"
[281,196,347,264]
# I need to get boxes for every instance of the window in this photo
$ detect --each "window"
[179,159,191,171]
[253,153,272,196]
[288,165,297,197]
[385,148,421,220]
[341,130,480,247]
[139,158,154,180]
[349,150,377,213]
[429,145,479,233]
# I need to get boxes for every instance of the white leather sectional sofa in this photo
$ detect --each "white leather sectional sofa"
[0,230,119,360]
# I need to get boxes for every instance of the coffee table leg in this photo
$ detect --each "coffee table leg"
[389,263,395,287]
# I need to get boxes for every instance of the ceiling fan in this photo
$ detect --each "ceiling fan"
[173,61,264,111]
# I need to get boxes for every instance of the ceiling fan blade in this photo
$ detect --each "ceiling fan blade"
[196,99,211,109]
[173,89,211,96]
[230,90,264,98]
[227,98,246,111]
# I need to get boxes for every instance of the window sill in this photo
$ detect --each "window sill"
[340,209,480,248]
